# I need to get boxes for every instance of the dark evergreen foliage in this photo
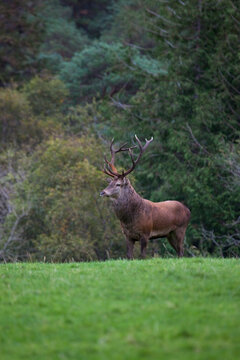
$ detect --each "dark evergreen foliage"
[0,0,44,85]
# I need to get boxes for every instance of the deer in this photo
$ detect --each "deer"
[100,135,191,259]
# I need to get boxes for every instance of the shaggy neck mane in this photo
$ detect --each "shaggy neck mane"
[113,181,143,224]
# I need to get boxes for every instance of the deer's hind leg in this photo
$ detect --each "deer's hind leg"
[140,236,149,259]
[167,226,187,257]
[126,238,135,260]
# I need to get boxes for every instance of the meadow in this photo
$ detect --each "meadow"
[0,258,239,360]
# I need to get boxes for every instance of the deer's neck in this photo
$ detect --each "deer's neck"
[113,183,143,224]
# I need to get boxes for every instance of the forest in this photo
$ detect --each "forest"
[0,0,239,262]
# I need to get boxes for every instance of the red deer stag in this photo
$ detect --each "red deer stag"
[100,136,191,259]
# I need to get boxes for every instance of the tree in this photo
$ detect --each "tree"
[36,0,89,74]
[60,40,166,104]
[0,0,44,84]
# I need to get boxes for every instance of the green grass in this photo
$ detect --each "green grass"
[0,258,239,360]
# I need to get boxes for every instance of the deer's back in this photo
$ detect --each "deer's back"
[150,200,190,227]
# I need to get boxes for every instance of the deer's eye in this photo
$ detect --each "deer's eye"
[116,184,121,187]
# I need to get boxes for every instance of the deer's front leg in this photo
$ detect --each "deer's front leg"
[140,237,148,259]
[126,238,135,260]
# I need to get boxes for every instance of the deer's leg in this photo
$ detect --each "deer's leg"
[126,238,135,260]
[167,232,178,255]
[167,227,186,257]
[140,237,148,259]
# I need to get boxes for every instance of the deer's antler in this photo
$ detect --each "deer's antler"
[103,136,153,177]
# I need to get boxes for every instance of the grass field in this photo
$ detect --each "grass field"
[0,258,239,360]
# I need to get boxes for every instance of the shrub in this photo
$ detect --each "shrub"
[22,76,69,116]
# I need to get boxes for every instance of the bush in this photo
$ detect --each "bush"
[22,75,69,116]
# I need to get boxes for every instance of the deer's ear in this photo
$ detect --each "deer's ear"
[106,177,112,183]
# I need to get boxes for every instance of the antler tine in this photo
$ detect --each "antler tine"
[103,158,120,177]
[115,143,128,152]
[111,141,136,155]
[109,138,115,163]
[102,164,116,178]
[117,144,137,152]
[122,135,153,176]
[104,138,121,175]
[135,135,154,151]
[127,147,137,171]
[104,154,111,167]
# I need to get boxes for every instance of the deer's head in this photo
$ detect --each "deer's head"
[100,135,153,199]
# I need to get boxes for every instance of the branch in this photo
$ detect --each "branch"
[186,123,210,155]
[0,211,27,254]
[219,69,240,95]
[110,97,132,111]
[146,8,179,25]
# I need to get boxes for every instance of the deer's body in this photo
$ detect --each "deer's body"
[107,178,190,258]
[101,136,191,259]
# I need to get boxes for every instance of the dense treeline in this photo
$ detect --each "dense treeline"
[0,0,239,261]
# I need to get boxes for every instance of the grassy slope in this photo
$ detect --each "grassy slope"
[0,258,239,360]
